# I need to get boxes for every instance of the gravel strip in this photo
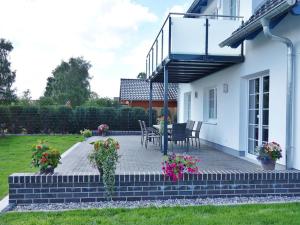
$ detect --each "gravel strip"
[11,196,300,212]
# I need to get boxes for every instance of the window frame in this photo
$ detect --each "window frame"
[204,87,217,123]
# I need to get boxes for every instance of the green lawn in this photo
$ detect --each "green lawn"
[0,135,83,199]
[0,203,300,225]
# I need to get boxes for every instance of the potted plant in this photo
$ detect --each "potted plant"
[162,154,200,182]
[256,142,282,170]
[89,138,120,198]
[98,124,109,136]
[31,141,61,174]
[80,128,92,139]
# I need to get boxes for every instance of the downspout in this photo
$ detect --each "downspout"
[260,18,296,169]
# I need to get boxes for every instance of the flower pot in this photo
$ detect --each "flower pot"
[40,166,54,174]
[260,159,276,170]
[102,132,106,137]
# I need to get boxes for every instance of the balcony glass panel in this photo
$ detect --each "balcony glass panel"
[208,19,241,55]
[171,17,206,55]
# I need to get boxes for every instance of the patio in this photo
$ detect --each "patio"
[55,135,266,174]
[9,135,297,205]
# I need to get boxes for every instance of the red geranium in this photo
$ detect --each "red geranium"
[162,154,200,182]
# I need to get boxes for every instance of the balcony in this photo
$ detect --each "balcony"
[146,13,245,83]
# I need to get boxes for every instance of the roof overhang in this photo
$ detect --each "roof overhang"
[220,0,298,48]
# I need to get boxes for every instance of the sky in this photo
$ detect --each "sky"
[0,0,194,99]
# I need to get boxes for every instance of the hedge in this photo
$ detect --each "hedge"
[0,106,157,134]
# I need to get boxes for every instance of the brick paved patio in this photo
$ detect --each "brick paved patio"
[54,136,272,174]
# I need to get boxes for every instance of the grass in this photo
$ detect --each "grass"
[0,203,300,225]
[0,135,83,199]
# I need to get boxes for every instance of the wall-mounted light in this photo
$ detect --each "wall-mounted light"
[194,91,198,98]
[223,83,229,93]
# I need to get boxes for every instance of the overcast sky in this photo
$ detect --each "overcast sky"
[0,0,194,99]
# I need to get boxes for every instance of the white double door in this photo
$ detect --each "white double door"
[247,75,270,155]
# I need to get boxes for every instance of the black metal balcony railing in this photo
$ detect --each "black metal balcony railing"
[146,12,244,80]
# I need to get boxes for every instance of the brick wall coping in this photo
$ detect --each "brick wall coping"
[9,170,300,184]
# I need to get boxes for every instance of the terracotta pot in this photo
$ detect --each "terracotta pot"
[260,159,276,170]
[40,166,54,174]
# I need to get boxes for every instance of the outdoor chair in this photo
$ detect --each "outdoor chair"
[188,121,202,148]
[169,123,189,152]
[186,120,195,143]
[138,120,145,146]
[142,121,161,149]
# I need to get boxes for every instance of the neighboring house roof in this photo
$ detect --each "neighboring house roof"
[119,79,178,101]
[220,0,300,48]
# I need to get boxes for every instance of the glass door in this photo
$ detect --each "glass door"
[248,76,269,155]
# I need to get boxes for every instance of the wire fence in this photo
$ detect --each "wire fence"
[0,106,157,134]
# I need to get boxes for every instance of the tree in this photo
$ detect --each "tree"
[137,72,147,79]
[84,96,120,107]
[38,96,56,106]
[0,38,16,104]
[44,57,91,106]
[18,89,32,105]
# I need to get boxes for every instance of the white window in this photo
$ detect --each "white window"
[204,87,217,122]
[184,92,191,122]
[208,88,217,119]
[229,0,237,17]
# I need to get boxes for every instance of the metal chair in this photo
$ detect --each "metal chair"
[189,121,202,148]
[138,120,145,146]
[142,121,161,149]
[169,123,189,152]
[186,120,195,144]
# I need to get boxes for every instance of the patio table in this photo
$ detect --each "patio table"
[152,124,172,151]
[153,124,172,131]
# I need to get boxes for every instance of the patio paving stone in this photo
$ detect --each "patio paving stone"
[55,136,268,174]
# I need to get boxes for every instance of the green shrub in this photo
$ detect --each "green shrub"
[0,106,10,127]
[56,106,73,133]
[146,108,158,126]
[9,106,24,133]
[22,106,40,133]
[80,128,92,138]
[40,106,57,133]
[0,105,149,133]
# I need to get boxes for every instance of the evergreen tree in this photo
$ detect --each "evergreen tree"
[0,39,16,104]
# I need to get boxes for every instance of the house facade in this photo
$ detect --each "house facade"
[146,0,300,169]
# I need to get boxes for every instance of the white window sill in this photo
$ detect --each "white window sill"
[203,120,218,125]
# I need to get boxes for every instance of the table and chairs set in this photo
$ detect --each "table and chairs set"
[138,120,203,152]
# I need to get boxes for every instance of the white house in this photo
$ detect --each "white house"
[146,0,300,169]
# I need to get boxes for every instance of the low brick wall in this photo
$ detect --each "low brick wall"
[9,170,300,205]
[92,130,141,136]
